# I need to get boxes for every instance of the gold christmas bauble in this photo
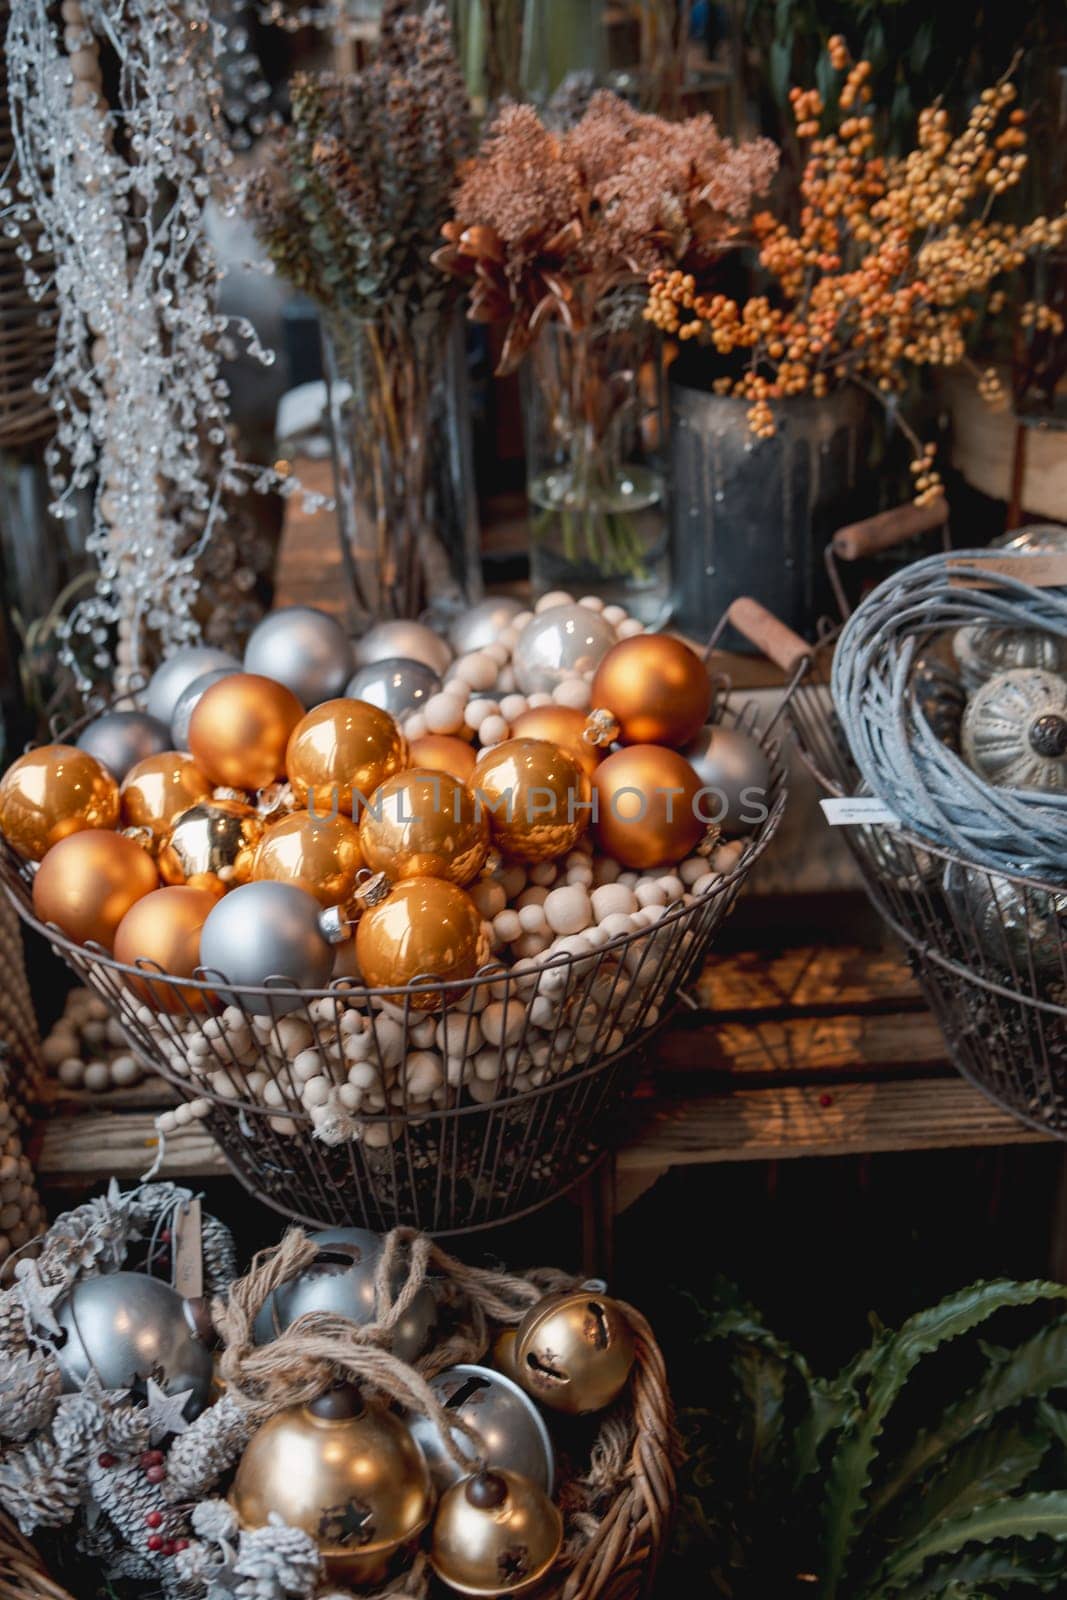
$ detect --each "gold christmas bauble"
[430,1469,563,1597]
[252,810,364,907]
[491,1329,523,1387]
[287,699,407,817]
[188,673,304,791]
[592,744,705,870]
[515,1291,636,1415]
[591,634,711,748]
[113,885,218,1012]
[469,739,590,863]
[355,877,489,1009]
[231,1387,433,1586]
[510,706,602,782]
[157,800,265,896]
[408,734,478,783]
[120,752,213,837]
[32,829,159,949]
[0,744,119,862]
[359,770,489,886]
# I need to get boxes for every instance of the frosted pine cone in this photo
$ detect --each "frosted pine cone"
[0,1432,85,1532]
[232,1517,322,1600]
[0,1347,61,1439]
[166,1394,252,1501]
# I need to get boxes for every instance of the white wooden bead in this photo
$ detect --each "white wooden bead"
[553,678,592,710]
[484,642,510,667]
[658,874,685,902]
[679,855,707,886]
[362,1120,400,1148]
[493,909,522,944]
[592,856,622,885]
[276,1017,313,1055]
[292,1048,324,1084]
[713,839,746,873]
[410,1016,438,1049]
[616,618,645,638]
[578,595,605,611]
[693,872,719,896]
[536,591,574,611]
[174,1102,193,1126]
[499,864,527,899]
[472,1047,503,1084]
[514,931,551,958]
[464,698,499,731]
[436,1014,482,1057]
[469,880,507,919]
[566,864,593,887]
[110,1054,140,1087]
[348,1060,380,1089]
[517,902,547,934]
[481,1000,526,1047]
[584,925,610,948]
[617,871,638,888]
[338,1083,362,1111]
[499,694,528,721]
[468,1076,499,1103]
[445,1055,472,1087]
[527,692,553,709]
[635,879,668,908]
[83,1061,111,1092]
[43,1033,77,1068]
[402,1051,444,1098]
[599,911,637,940]
[516,885,548,909]
[58,1057,85,1087]
[496,666,517,694]
[602,605,628,627]
[528,861,558,887]
[369,1016,405,1067]
[529,995,555,1028]
[478,714,509,745]
[591,883,638,921]
[456,652,498,692]
[301,1076,331,1108]
[263,1080,287,1109]
[425,693,467,734]
[405,711,429,740]
[343,1030,373,1064]
[512,611,534,632]
[543,885,592,936]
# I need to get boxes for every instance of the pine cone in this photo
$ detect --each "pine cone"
[100,1394,152,1457]
[166,1395,252,1501]
[88,1454,185,1553]
[233,1517,322,1600]
[191,1497,240,1544]
[0,1432,85,1532]
[0,1347,62,1439]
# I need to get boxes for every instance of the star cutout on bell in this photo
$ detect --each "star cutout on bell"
[145,1375,195,1443]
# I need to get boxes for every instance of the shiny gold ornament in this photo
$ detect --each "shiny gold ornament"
[188,673,304,791]
[470,740,590,863]
[287,699,407,817]
[113,886,218,1012]
[491,1329,523,1387]
[120,752,213,837]
[0,744,119,862]
[157,800,265,896]
[591,634,711,748]
[592,744,705,869]
[355,877,489,1008]
[409,734,478,783]
[32,829,159,949]
[231,1386,433,1586]
[252,810,364,908]
[430,1469,563,1596]
[515,1291,636,1415]
[359,771,489,886]
[510,706,602,782]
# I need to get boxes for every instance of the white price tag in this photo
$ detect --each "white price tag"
[820,796,901,827]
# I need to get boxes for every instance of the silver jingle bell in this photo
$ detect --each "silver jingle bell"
[352,620,452,677]
[244,606,354,708]
[198,881,334,1014]
[511,605,616,695]
[406,1364,554,1494]
[448,598,526,656]
[54,1271,213,1419]
[252,1228,437,1362]
[145,646,243,728]
[681,723,771,836]
[75,710,172,782]
[170,666,242,749]
[344,658,442,721]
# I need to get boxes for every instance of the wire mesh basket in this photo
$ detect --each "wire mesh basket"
[729,505,1067,1141]
[4,689,787,1233]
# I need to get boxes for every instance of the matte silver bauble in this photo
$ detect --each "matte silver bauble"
[244,607,354,708]
[682,724,771,835]
[198,881,333,1013]
[76,710,172,781]
[146,647,242,728]
[511,605,616,695]
[448,598,526,656]
[961,669,1067,792]
[252,1228,436,1360]
[344,658,442,721]
[54,1271,213,1417]
[942,860,1067,978]
[170,667,242,750]
[407,1364,554,1493]
[955,525,1067,690]
[353,621,452,677]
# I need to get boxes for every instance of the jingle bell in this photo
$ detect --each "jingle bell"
[515,1291,636,1415]
[406,1364,554,1493]
[490,1329,522,1386]
[231,1385,434,1585]
[430,1468,563,1596]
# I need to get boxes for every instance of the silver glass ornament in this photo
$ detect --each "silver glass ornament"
[146,647,242,728]
[961,669,1067,792]
[76,710,172,781]
[943,860,1067,980]
[252,1227,436,1361]
[953,525,1067,690]
[54,1271,213,1417]
[198,881,333,1013]
[682,724,772,836]
[243,607,354,708]
[407,1364,554,1494]
[448,598,526,656]
[511,605,616,695]
[352,621,453,677]
[344,658,442,721]
[170,666,242,749]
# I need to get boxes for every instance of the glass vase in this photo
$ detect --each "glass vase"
[321,309,481,627]
[522,318,670,622]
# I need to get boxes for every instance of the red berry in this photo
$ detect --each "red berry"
[146,1464,166,1484]
[145,1511,163,1530]
[162,1540,177,1557]
[140,1449,165,1468]
[174,1540,189,1553]
[147,1535,164,1553]
[97,1452,116,1469]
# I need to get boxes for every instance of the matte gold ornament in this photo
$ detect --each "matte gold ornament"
[359,771,489,886]
[430,1469,563,1596]
[491,1329,523,1387]
[510,706,602,782]
[231,1386,433,1586]
[157,800,265,896]
[592,744,705,869]
[409,734,478,783]
[113,885,219,1012]
[120,751,213,837]
[515,1291,636,1415]
[0,744,119,862]
[32,829,159,949]
[355,877,489,1008]
[591,634,711,748]
[188,672,305,791]
[252,810,364,907]
[470,740,590,863]
[287,699,407,817]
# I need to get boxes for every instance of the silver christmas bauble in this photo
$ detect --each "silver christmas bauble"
[344,658,442,721]
[961,669,1067,792]
[252,1228,436,1361]
[942,859,1067,979]
[146,647,242,727]
[448,598,526,656]
[54,1272,213,1417]
[76,710,172,781]
[198,881,333,1013]
[511,605,616,695]
[353,621,452,677]
[682,724,771,836]
[953,624,1067,692]
[170,666,242,749]
[407,1364,554,1494]
[244,607,354,708]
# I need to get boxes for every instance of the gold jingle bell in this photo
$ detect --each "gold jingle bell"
[157,799,265,896]
[231,1385,434,1586]
[515,1291,636,1415]
[430,1469,563,1597]
[490,1329,522,1387]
